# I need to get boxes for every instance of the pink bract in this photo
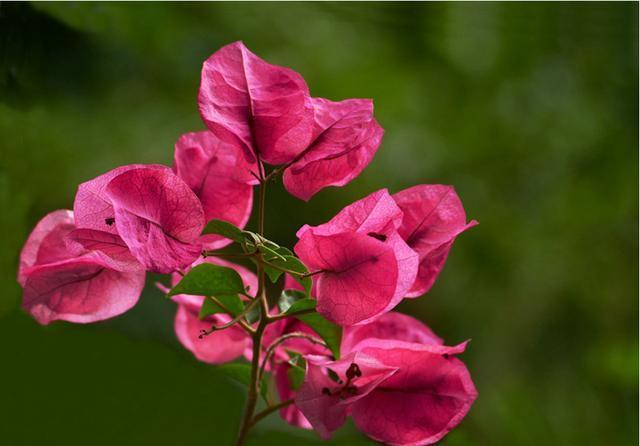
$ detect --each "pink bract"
[198,42,383,200]
[73,164,168,235]
[294,190,418,326]
[198,41,315,165]
[351,340,477,446]
[294,351,398,439]
[292,312,476,445]
[171,258,257,364]
[283,98,384,201]
[393,185,477,297]
[18,210,145,325]
[67,228,143,272]
[104,167,205,274]
[173,131,255,250]
[341,311,443,354]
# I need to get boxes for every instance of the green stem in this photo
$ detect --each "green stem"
[234,159,270,446]
[250,399,295,427]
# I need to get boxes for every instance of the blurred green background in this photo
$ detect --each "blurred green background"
[1,2,637,445]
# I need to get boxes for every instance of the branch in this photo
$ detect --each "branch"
[250,399,295,427]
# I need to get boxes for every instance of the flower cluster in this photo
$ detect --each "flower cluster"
[18,42,477,445]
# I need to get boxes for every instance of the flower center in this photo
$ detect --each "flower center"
[321,362,362,400]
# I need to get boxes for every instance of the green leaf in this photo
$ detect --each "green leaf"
[265,255,312,293]
[216,363,269,403]
[295,311,341,359]
[259,244,287,261]
[277,290,340,357]
[168,263,246,298]
[245,303,260,325]
[198,295,245,319]
[202,219,246,243]
[278,289,308,313]
[286,353,306,391]
[274,246,293,257]
[284,297,317,316]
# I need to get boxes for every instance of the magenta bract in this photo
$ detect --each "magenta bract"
[283,98,384,201]
[296,314,477,445]
[198,42,383,200]
[173,131,255,250]
[104,167,205,274]
[351,340,477,446]
[393,185,477,297]
[198,41,315,165]
[67,228,143,272]
[294,189,418,326]
[18,210,145,325]
[341,311,443,354]
[73,164,168,235]
[294,351,398,439]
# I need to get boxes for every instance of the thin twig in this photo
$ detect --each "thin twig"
[268,308,317,322]
[258,332,327,382]
[250,399,295,427]
[208,295,255,335]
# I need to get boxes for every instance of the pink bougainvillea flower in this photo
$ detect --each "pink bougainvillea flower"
[341,311,443,354]
[18,210,145,325]
[198,41,315,165]
[294,189,418,326]
[349,339,477,446]
[393,185,477,297]
[173,131,255,250]
[295,351,398,439]
[282,98,384,201]
[198,42,383,200]
[104,167,205,274]
[295,315,476,446]
[171,257,256,364]
[73,164,168,235]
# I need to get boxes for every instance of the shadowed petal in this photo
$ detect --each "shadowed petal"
[393,185,477,297]
[18,210,80,285]
[284,98,383,201]
[173,131,254,250]
[174,301,249,364]
[274,362,313,429]
[341,312,443,355]
[67,228,143,272]
[22,257,145,325]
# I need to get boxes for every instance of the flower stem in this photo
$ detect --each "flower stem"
[234,159,270,446]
